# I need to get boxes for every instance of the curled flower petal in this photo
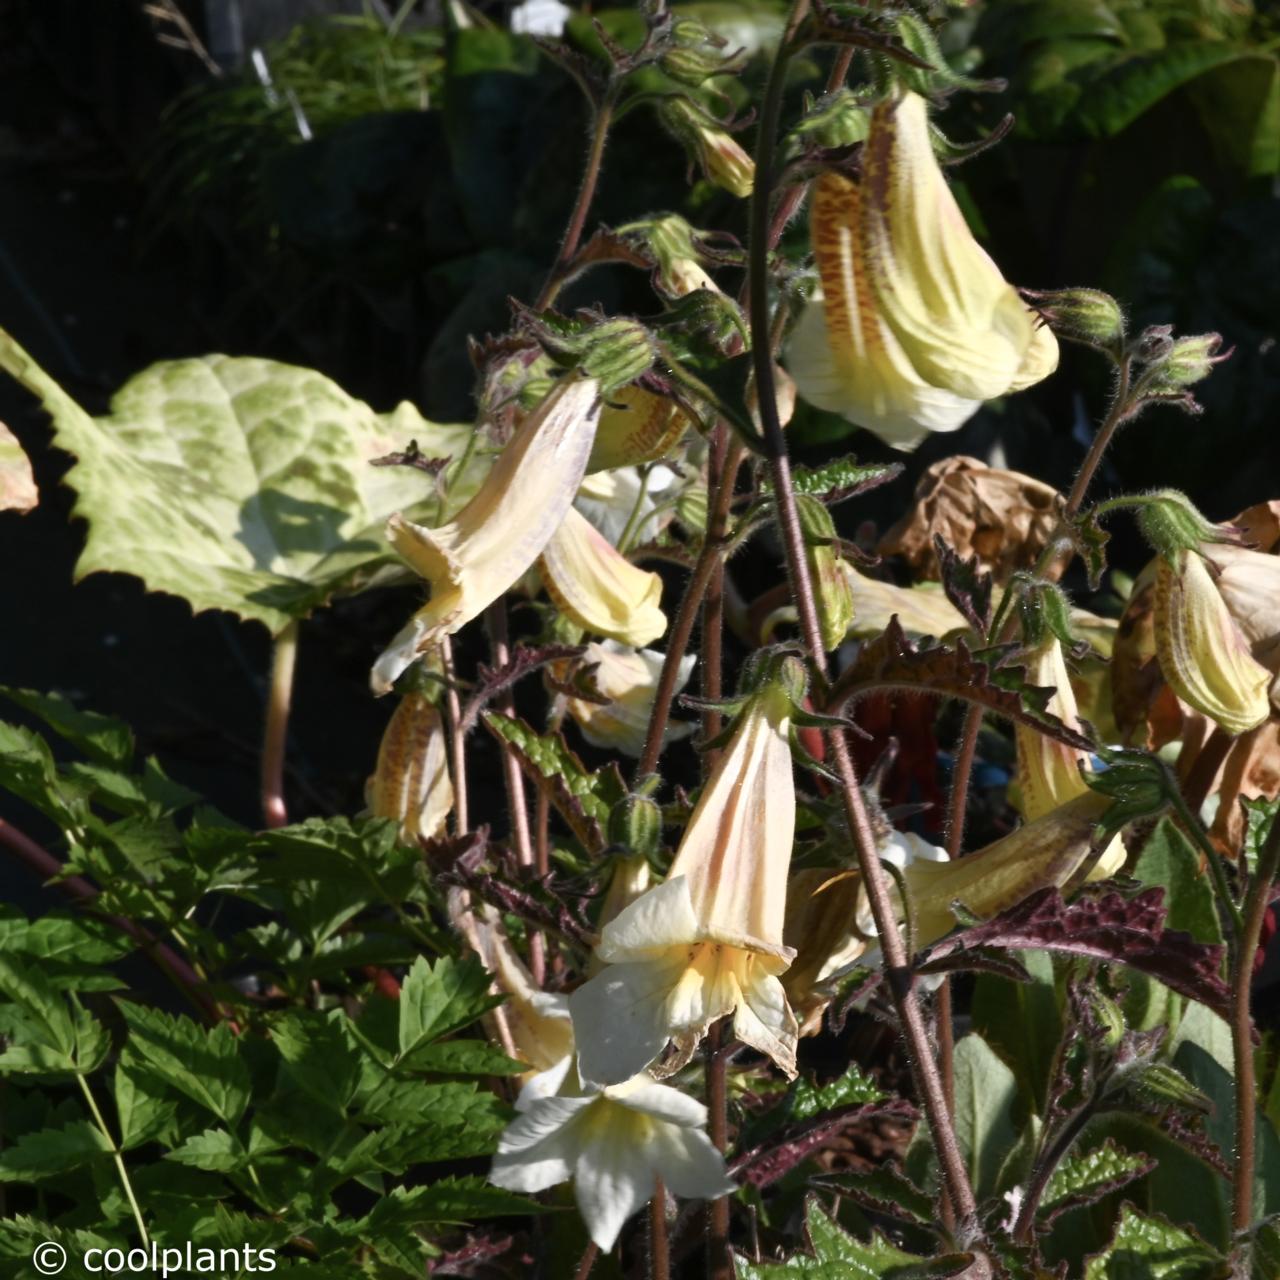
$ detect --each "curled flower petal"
[539,506,667,647]
[372,376,601,692]
[787,92,1057,451]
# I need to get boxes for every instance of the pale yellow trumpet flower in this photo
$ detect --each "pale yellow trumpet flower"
[371,376,601,693]
[1015,637,1125,878]
[570,677,799,1084]
[588,385,690,474]
[1154,549,1271,736]
[539,507,667,647]
[786,91,1057,451]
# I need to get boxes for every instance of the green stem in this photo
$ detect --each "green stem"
[1232,812,1280,1232]
[748,0,979,1232]
[261,620,299,830]
[616,464,655,555]
[1169,788,1245,936]
[78,1074,149,1246]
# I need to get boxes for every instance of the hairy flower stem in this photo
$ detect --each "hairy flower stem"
[440,636,470,834]
[702,425,730,764]
[572,1243,599,1280]
[1233,813,1280,1231]
[535,93,617,311]
[261,620,298,829]
[749,2,978,1231]
[484,604,543,980]
[635,437,746,781]
[650,1177,670,1280]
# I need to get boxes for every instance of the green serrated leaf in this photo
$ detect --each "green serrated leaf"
[812,1166,934,1227]
[785,456,903,505]
[117,1003,250,1125]
[1,687,134,767]
[735,1197,967,1277]
[0,1120,113,1181]
[483,711,627,852]
[1043,1141,1154,1222]
[397,955,502,1061]
[0,331,475,633]
[165,1128,246,1173]
[114,1052,180,1151]
[1083,1204,1223,1279]
[1133,819,1223,945]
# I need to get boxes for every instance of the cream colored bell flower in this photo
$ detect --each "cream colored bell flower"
[786,91,1058,451]
[1154,549,1270,735]
[489,1056,734,1251]
[570,677,799,1085]
[1015,637,1126,879]
[588,385,691,474]
[366,690,453,843]
[539,507,667,647]
[566,640,696,758]
[842,564,967,639]
[371,376,601,693]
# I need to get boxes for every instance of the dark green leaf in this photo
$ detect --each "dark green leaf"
[1,687,134,767]
[0,1120,112,1180]
[1083,1204,1223,1278]
[165,1128,245,1173]
[397,955,502,1061]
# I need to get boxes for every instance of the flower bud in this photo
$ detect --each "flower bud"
[578,319,658,394]
[660,20,742,87]
[1135,491,1220,562]
[596,852,654,932]
[796,495,855,651]
[660,99,754,198]
[1153,549,1271,735]
[607,795,664,861]
[791,89,870,150]
[617,214,723,299]
[1024,287,1125,353]
[367,690,454,842]
[1145,332,1227,392]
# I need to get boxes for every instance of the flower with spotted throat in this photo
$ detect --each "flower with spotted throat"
[786,91,1057,451]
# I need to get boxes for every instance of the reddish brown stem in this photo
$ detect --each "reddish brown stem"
[706,1021,732,1280]
[440,636,470,834]
[0,817,222,1023]
[649,1177,670,1280]
[748,0,978,1230]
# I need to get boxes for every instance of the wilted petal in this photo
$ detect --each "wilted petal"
[1155,550,1271,735]
[787,92,1056,451]
[372,376,601,692]
[539,506,667,646]
[733,963,798,1078]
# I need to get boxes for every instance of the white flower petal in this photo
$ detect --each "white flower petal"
[514,1054,576,1112]
[649,1124,736,1202]
[596,876,701,961]
[489,1095,593,1193]
[733,967,798,1079]
[570,956,686,1086]
[607,1076,708,1128]
[572,1105,659,1251]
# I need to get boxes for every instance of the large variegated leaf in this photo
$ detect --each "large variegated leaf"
[0,423,37,513]
[0,330,480,634]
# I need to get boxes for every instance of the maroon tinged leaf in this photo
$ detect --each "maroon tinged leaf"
[459,645,586,733]
[828,618,1096,752]
[926,887,1231,1019]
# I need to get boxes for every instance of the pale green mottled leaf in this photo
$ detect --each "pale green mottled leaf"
[0,421,36,512]
[0,330,477,633]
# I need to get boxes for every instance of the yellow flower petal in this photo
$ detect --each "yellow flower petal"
[372,376,601,692]
[1155,550,1271,735]
[566,641,695,758]
[367,690,453,842]
[787,92,1057,450]
[539,507,667,647]
[587,386,690,474]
